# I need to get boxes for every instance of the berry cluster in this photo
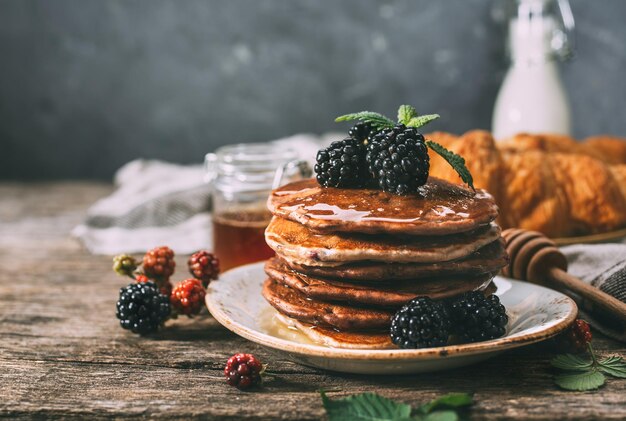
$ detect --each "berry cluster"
[188,250,220,287]
[390,297,450,349]
[318,105,474,194]
[224,353,265,390]
[116,281,171,334]
[390,291,509,349]
[113,247,220,335]
[555,319,593,353]
[315,123,430,194]
[171,278,206,316]
[367,125,430,195]
[315,137,369,188]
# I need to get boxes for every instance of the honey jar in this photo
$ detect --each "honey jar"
[205,143,309,271]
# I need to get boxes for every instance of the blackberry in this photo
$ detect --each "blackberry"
[447,292,508,343]
[314,137,369,188]
[188,250,220,287]
[348,122,374,144]
[171,278,206,317]
[390,297,450,349]
[115,281,171,335]
[366,124,430,195]
[224,353,264,390]
[142,246,176,283]
[560,319,592,352]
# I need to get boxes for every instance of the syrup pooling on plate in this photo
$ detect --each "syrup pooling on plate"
[269,178,498,235]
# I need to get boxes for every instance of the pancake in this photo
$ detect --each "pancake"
[268,177,498,236]
[265,257,495,307]
[282,239,508,280]
[266,217,501,265]
[272,277,493,349]
[274,313,393,349]
[262,278,393,331]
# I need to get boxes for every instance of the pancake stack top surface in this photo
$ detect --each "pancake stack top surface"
[262,178,508,349]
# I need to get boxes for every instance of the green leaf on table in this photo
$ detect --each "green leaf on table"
[417,393,473,414]
[335,111,396,130]
[554,370,605,391]
[550,354,593,371]
[406,114,440,129]
[426,141,474,190]
[598,355,626,378]
[416,410,460,421]
[321,391,412,421]
[397,105,418,125]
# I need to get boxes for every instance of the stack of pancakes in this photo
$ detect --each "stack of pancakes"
[262,178,508,349]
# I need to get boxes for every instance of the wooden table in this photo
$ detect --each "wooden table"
[1,182,625,420]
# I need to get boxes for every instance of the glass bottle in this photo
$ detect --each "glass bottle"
[205,143,310,271]
[492,0,575,140]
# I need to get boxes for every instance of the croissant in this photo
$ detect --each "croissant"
[426,130,626,238]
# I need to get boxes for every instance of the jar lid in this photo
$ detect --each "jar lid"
[205,142,300,193]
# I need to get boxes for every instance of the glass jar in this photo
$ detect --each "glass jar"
[205,143,310,271]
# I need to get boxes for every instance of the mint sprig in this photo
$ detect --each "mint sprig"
[335,111,396,130]
[336,105,440,131]
[321,391,473,421]
[407,114,440,129]
[336,105,473,189]
[397,105,418,125]
[426,141,474,190]
[551,344,626,391]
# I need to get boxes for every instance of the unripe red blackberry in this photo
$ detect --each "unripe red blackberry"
[170,278,206,316]
[224,353,264,390]
[142,246,176,282]
[188,250,220,287]
[564,319,593,352]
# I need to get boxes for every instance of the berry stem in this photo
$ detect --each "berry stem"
[588,342,597,364]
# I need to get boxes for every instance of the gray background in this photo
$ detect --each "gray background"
[1,0,625,180]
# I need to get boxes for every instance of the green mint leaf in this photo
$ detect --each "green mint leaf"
[321,391,412,421]
[550,354,594,371]
[426,141,474,190]
[335,111,395,130]
[598,355,626,378]
[397,105,418,125]
[417,393,473,414]
[554,370,605,391]
[406,114,440,129]
[419,411,459,421]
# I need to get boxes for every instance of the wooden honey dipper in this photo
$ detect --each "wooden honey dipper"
[502,228,626,324]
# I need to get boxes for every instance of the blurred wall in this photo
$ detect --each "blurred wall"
[1,0,625,180]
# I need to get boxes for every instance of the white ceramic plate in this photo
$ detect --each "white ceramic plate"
[206,262,577,374]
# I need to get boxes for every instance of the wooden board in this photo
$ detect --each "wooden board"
[1,182,625,420]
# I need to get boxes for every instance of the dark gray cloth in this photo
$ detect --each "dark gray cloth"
[562,243,626,342]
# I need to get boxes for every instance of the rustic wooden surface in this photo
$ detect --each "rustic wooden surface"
[1,182,625,420]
